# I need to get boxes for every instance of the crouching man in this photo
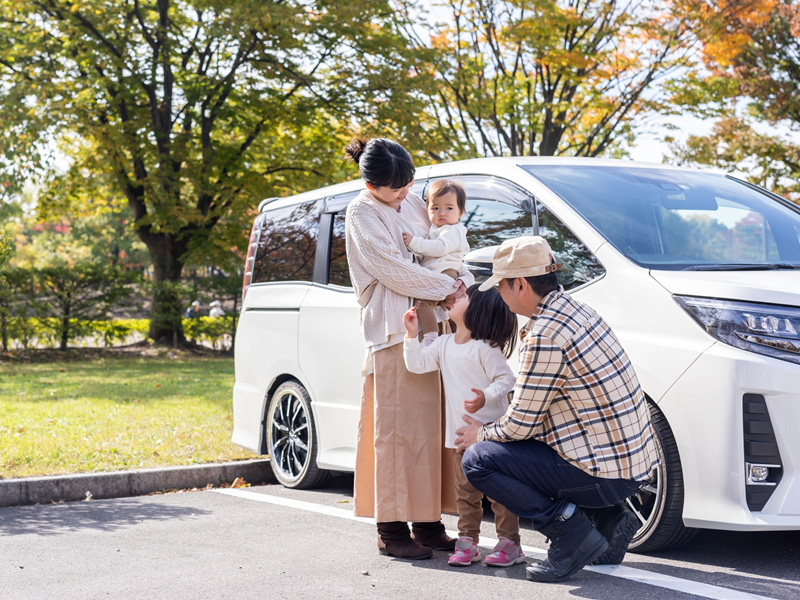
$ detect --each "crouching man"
[455,236,659,583]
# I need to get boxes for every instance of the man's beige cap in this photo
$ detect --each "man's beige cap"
[478,236,562,291]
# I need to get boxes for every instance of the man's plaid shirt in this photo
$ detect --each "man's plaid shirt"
[479,289,659,482]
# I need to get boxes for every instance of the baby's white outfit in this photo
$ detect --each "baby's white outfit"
[407,223,469,273]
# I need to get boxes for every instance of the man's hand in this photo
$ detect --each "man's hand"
[440,278,466,310]
[402,231,413,246]
[403,302,420,339]
[464,388,486,414]
[455,414,482,452]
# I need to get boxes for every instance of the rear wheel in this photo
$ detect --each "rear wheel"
[628,403,697,552]
[266,381,330,489]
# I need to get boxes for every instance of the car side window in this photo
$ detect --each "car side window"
[537,201,606,290]
[251,199,321,284]
[427,176,534,249]
[327,182,427,289]
[329,211,350,287]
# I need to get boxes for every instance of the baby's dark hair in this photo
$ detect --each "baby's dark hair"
[345,138,416,190]
[428,179,466,213]
[463,283,517,358]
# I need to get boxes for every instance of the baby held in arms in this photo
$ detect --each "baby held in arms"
[402,179,469,345]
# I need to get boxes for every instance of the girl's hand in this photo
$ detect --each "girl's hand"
[440,278,466,310]
[403,302,420,338]
[402,232,413,246]
[464,388,486,414]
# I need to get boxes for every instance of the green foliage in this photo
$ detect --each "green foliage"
[1,317,150,350]
[0,0,416,344]
[2,264,141,350]
[92,319,151,348]
[183,316,234,351]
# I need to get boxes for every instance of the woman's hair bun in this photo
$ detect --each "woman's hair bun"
[345,138,367,164]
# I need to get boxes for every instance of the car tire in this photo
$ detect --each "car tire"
[628,402,698,552]
[266,381,330,489]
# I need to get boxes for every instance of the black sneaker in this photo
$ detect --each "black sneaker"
[588,504,640,565]
[526,510,608,583]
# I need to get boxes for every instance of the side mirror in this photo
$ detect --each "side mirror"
[464,246,499,283]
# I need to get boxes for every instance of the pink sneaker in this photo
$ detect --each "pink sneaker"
[483,537,526,567]
[448,536,480,567]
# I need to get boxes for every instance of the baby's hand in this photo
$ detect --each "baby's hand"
[464,388,486,414]
[402,232,413,246]
[403,302,420,339]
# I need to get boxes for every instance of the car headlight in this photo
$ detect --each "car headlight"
[674,296,800,365]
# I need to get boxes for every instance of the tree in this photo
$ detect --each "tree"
[668,116,800,204]
[0,0,410,345]
[395,0,701,159]
[662,0,800,203]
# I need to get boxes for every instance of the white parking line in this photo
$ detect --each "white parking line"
[213,488,778,600]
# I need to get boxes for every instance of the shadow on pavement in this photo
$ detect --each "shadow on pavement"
[0,497,211,537]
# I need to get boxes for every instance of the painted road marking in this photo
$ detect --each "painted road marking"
[213,487,778,600]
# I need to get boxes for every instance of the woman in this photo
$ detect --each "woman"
[344,138,474,560]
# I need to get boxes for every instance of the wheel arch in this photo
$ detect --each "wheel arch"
[628,394,698,553]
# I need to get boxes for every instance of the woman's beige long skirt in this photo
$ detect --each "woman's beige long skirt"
[353,342,457,522]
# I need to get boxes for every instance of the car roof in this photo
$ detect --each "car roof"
[257,156,713,212]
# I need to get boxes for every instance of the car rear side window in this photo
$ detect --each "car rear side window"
[251,200,321,284]
[329,211,350,287]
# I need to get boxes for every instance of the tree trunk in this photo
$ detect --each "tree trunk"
[142,233,188,347]
[1,311,7,353]
[59,293,70,351]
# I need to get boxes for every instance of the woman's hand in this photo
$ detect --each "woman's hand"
[439,278,466,310]
[402,231,413,247]
[464,388,486,414]
[403,302,420,339]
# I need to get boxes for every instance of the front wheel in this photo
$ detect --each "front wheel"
[627,402,697,552]
[266,381,330,489]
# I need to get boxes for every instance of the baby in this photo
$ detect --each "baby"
[402,179,470,344]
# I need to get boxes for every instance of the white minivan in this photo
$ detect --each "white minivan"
[232,157,800,552]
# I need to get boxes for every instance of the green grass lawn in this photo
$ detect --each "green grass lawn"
[0,353,256,479]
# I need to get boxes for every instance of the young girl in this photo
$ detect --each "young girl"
[403,283,525,568]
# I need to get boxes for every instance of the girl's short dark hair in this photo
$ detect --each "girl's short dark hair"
[428,179,466,213]
[345,138,416,189]
[463,283,518,358]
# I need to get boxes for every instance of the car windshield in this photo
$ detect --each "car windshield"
[523,165,800,270]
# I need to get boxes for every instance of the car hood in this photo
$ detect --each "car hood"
[649,269,800,307]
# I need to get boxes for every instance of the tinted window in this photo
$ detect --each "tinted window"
[251,200,321,284]
[464,198,533,249]
[329,211,350,287]
[427,176,534,249]
[537,202,605,290]
[523,165,800,269]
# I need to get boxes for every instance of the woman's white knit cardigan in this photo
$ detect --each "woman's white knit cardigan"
[345,189,473,348]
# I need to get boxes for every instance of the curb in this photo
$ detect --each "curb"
[0,458,276,508]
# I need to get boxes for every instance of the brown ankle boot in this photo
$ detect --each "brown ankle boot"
[377,521,433,560]
[411,521,456,551]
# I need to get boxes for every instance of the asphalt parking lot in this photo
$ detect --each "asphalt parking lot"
[1,473,798,600]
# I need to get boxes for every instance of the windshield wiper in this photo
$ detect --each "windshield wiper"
[682,263,800,271]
